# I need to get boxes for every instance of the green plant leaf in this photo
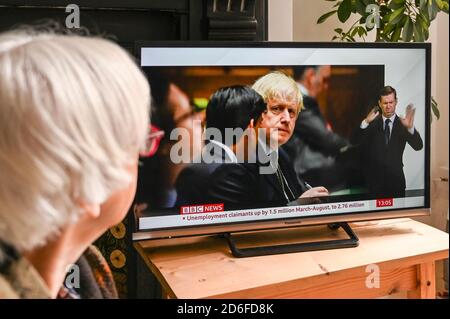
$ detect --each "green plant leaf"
[317,10,338,23]
[361,0,375,5]
[382,12,391,23]
[380,3,392,14]
[389,7,406,24]
[362,26,368,35]
[391,26,402,41]
[388,0,406,9]
[383,22,396,35]
[435,0,445,9]
[413,22,425,41]
[334,28,344,34]
[428,0,439,20]
[402,17,413,41]
[417,11,431,30]
[357,26,368,36]
[355,0,366,15]
[333,1,343,8]
[431,97,440,122]
[424,27,430,40]
[338,0,352,22]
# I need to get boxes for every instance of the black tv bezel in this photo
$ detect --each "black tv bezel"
[133,41,431,240]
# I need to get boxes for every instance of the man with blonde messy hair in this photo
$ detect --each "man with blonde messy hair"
[252,71,303,149]
[0,30,150,298]
[252,71,329,201]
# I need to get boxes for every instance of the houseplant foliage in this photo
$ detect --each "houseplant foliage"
[318,0,448,42]
[317,0,448,120]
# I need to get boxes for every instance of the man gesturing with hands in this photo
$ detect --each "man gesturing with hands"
[356,86,423,198]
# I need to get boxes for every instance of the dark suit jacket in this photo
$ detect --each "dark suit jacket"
[176,145,308,209]
[175,140,234,207]
[354,115,423,197]
[282,95,348,189]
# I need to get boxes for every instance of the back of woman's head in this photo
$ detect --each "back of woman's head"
[0,31,150,255]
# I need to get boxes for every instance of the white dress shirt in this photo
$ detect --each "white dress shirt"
[360,113,415,135]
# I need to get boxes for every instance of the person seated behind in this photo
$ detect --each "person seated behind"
[0,30,150,298]
[138,71,204,209]
[175,85,266,206]
[282,66,349,191]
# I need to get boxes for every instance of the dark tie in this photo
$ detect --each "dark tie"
[276,164,295,202]
[384,118,391,145]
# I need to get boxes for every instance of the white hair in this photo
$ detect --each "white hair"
[0,31,150,257]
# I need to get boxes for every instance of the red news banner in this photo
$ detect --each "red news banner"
[376,198,393,208]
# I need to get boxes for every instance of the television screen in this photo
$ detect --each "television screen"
[133,42,430,240]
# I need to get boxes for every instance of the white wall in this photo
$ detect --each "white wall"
[268,0,293,41]
[429,14,449,180]
[293,0,376,42]
[427,13,449,231]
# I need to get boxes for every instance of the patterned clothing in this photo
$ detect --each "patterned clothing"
[0,241,51,299]
[59,245,118,299]
[0,241,117,299]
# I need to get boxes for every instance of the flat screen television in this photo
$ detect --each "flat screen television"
[133,42,431,257]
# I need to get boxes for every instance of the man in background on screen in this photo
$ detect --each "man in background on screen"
[282,65,349,192]
[354,85,423,198]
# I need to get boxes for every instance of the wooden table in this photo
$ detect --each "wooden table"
[134,218,449,299]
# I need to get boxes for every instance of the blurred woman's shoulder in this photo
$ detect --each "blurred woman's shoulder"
[0,241,51,299]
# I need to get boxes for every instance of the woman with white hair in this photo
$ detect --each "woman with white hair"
[0,31,150,298]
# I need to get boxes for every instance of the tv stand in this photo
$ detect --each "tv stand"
[134,218,449,298]
[222,222,359,258]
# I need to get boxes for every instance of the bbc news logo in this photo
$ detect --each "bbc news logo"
[180,203,224,214]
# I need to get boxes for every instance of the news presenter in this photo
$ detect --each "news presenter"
[355,86,423,198]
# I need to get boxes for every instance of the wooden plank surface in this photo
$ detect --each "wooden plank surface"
[407,262,436,299]
[134,218,449,299]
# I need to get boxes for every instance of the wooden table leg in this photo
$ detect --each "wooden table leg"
[407,262,436,299]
